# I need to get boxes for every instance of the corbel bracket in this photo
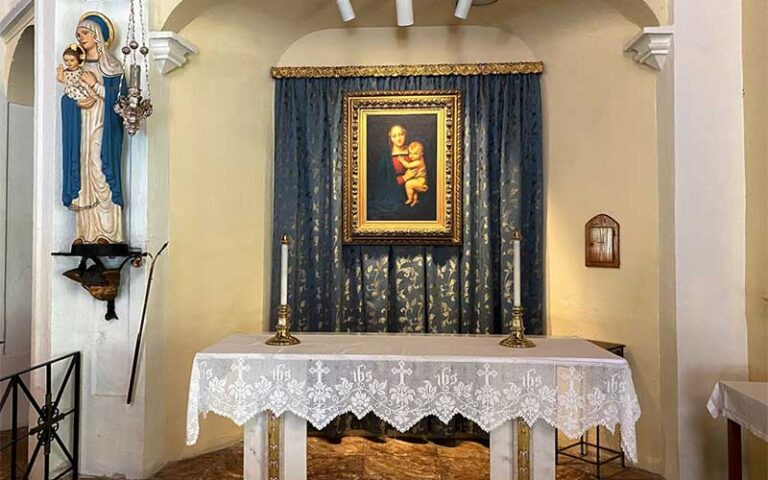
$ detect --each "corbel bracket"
[148,31,198,75]
[625,26,673,71]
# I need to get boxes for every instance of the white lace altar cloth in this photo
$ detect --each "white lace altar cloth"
[186,334,642,462]
[708,381,768,442]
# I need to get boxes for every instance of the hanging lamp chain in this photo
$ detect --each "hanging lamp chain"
[115,0,153,136]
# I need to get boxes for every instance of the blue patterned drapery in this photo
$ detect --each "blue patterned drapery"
[271,73,543,336]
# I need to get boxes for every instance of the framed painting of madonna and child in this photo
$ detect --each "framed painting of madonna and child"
[343,91,462,245]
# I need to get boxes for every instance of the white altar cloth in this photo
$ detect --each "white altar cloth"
[707,381,768,442]
[186,333,642,461]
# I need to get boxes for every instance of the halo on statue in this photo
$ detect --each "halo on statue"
[78,11,116,48]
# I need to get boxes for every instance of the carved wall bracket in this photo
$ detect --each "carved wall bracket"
[52,249,147,320]
[625,26,673,71]
[147,31,198,75]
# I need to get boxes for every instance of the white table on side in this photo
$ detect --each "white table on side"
[186,334,641,480]
[707,381,768,479]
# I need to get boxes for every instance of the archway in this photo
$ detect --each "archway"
[1,24,34,434]
[159,0,663,33]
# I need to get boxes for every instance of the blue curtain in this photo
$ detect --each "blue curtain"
[271,73,544,336]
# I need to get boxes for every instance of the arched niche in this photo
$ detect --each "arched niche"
[160,0,664,470]
[159,0,663,34]
[1,23,34,389]
[7,25,34,106]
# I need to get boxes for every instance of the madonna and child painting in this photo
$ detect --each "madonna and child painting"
[343,91,462,246]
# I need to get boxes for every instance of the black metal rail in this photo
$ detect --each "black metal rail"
[0,352,80,479]
[556,427,626,479]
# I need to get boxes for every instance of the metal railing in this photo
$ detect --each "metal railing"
[0,352,80,479]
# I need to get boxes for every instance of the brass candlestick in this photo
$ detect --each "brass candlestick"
[266,304,301,346]
[500,305,536,348]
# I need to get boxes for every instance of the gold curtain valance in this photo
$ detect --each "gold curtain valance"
[271,62,544,79]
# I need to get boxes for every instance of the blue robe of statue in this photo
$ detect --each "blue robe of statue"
[61,14,127,244]
[61,75,124,209]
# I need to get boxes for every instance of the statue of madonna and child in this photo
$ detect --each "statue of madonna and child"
[59,12,127,256]
[57,12,135,319]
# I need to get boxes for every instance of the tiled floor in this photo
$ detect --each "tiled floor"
[142,436,664,480]
[0,429,27,480]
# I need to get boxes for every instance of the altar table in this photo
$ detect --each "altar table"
[707,381,768,480]
[186,333,641,479]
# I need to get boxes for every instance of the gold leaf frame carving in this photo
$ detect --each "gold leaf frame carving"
[272,62,543,79]
[343,90,462,245]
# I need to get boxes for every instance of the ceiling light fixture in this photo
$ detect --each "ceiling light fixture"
[396,0,414,27]
[336,0,355,22]
[454,0,473,19]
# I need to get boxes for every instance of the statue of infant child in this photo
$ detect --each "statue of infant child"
[56,44,98,103]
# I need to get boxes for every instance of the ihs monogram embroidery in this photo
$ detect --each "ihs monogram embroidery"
[187,355,641,462]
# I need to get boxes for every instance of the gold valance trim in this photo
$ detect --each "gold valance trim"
[271,62,544,79]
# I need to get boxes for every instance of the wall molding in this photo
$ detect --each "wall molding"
[271,62,544,79]
[0,0,33,44]
[625,26,673,71]
[147,31,198,75]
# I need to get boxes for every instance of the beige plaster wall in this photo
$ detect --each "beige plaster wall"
[511,11,664,473]
[742,0,768,476]
[278,26,536,66]
[166,4,296,460]
[156,0,668,33]
[166,4,663,473]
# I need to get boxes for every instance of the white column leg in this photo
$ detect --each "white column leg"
[490,419,516,479]
[282,413,307,480]
[531,422,556,479]
[244,413,268,480]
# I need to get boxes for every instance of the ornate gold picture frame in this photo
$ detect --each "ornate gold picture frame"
[343,91,462,245]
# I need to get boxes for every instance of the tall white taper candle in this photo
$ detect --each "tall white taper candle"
[513,230,521,307]
[280,235,289,305]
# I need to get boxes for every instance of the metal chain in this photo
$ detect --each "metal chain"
[139,0,151,96]
[127,0,137,64]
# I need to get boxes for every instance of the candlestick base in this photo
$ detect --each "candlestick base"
[500,306,536,349]
[266,304,301,346]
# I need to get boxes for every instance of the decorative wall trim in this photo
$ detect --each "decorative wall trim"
[0,0,33,43]
[147,31,198,75]
[625,26,673,71]
[271,62,544,79]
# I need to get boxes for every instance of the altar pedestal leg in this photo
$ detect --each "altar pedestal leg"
[283,413,307,480]
[244,414,268,479]
[244,413,307,480]
[490,419,556,480]
[532,421,556,479]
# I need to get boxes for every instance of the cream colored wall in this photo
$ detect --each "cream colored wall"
[742,0,768,477]
[512,9,664,473]
[166,4,297,460]
[279,26,536,65]
[166,3,664,472]
[157,0,667,33]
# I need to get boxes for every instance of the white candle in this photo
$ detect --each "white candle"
[280,235,288,305]
[513,232,521,307]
